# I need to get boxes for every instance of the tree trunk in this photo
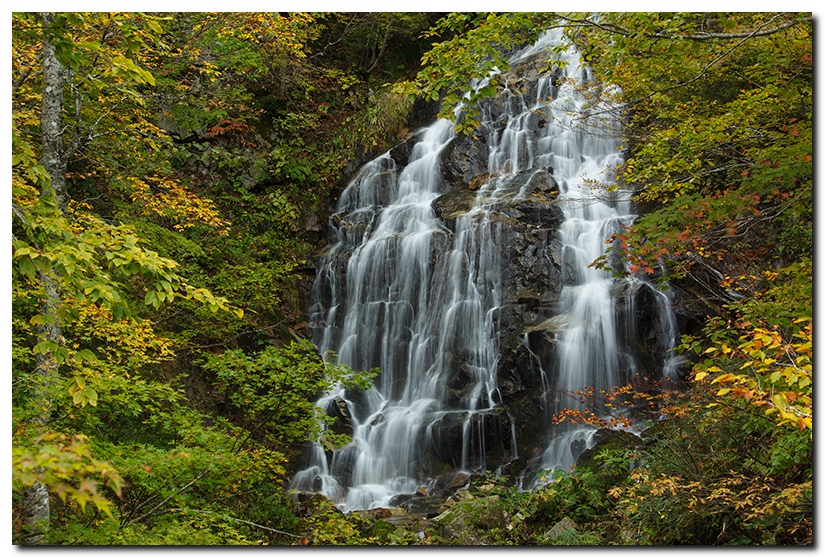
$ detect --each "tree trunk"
[19,12,71,545]
[19,267,63,544]
[39,12,69,211]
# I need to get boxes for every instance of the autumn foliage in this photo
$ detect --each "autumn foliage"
[12,11,812,546]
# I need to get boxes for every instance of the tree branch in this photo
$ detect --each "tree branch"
[165,507,306,540]
[555,13,811,122]
[125,468,210,526]
[13,67,38,90]
[650,16,811,41]
[365,14,394,74]
[65,96,129,161]
[308,13,369,61]
[555,12,810,42]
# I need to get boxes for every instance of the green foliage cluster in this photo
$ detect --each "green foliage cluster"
[406,13,548,134]
[341,85,415,151]
[578,14,812,292]
[202,341,376,453]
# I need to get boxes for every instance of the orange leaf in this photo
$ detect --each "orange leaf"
[731,387,752,399]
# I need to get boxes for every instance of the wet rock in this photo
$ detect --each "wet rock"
[495,456,526,480]
[422,407,516,470]
[468,173,489,190]
[611,281,672,378]
[446,364,475,391]
[388,493,416,508]
[417,452,452,478]
[431,187,477,231]
[430,471,471,496]
[525,314,570,335]
[424,411,469,467]
[325,396,354,437]
[404,495,448,517]
[668,278,713,341]
[342,387,374,424]
[408,96,440,129]
[388,132,418,168]
[439,132,489,187]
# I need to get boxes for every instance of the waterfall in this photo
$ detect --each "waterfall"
[291,28,678,509]
[525,36,632,477]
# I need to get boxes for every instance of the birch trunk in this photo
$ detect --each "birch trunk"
[19,12,71,544]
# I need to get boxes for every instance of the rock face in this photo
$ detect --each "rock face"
[432,126,568,468]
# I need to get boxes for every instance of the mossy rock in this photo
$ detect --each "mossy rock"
[575,429,641,473]
[434,495,506,533]
[432,499,501,545]
[541,516,578,544]
[367,520,398,543]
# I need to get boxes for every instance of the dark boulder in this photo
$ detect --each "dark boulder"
[439,132,489,188]
[325,396,354,437]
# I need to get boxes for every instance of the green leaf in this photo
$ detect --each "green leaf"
[78,349,97,362]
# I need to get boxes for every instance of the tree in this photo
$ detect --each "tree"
[12,12,237,543]
[12,12,411,545]
[573,13,812,291]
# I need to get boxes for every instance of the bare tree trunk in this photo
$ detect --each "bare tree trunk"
[39,12,69,211]
[364,13,394,75]
[19,268,62,544]
[19,12,71,545]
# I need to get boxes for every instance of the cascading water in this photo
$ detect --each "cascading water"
[291,28,679,509]
[521,35,631,476]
